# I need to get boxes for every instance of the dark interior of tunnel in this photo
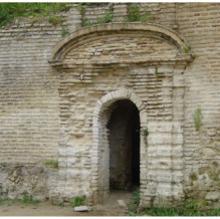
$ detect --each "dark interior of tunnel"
[107,99,140,191]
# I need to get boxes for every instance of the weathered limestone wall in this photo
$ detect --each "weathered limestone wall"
[177,3,220,206]
[53,22,188,206]
[0,2,220,207]
[0,5,81,199]
[0,20,59,164]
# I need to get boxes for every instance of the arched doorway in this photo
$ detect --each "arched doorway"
[91,89,147,203]
[51,23,190,206]
[107,99,140,191]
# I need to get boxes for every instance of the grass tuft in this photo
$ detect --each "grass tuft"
[70,196,86,207]
[127,188,140,215]
[0,194,39,206]
[132,198,220,216]
[20,193,40,205]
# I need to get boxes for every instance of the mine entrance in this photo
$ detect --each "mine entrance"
[107,99,140,191]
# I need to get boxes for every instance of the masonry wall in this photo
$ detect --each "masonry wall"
[177,3,220,205]
[0,5,81,199]
[0,3,220,206]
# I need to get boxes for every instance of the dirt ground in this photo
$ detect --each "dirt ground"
[0,191,131,216]
[0,202,126,216]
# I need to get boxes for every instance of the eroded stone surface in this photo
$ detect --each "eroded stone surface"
[0,3,220,209]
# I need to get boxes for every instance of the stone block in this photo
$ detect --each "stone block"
[205,192,220,201]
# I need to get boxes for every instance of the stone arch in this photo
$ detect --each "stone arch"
[91,88,147,203]
[49,23,192,66]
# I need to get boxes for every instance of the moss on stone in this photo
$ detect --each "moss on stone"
[44,159,58,169]
[190,172,198,181]
[193,108,202,131]
[127,4,152,22]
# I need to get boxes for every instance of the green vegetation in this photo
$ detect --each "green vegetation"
[44,159,59,169]
[128,189,140,216]
[77,3,87,17]
[61,26,70,37]
[127,4,152,22]
[184,45,191,54]
[140,199,220,216]
[128,197,220,216]
[0,197,15,206]
[70,196,86,207]
[20,193,40,204]
[0,3,71,27]
[82,8,113,27]
[77,3,91,27]
[82,18,93,27]
[127,191,220,216]
[127,5,140,22]
[193,108,202,131]
[97,9,113,24]
[0,194,39,206]
[48,15,63,26]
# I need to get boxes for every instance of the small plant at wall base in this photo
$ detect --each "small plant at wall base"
[193,108,202,131]
[138,199,220,216]
[20,193,40,205]
[128,189,140,215]
[70,196,86,207]
[0,195,40,206]
[0,198,16,206]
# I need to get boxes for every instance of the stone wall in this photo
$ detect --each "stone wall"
[52,22,189,206]
[177,3,220,206]
[0,3,220,207]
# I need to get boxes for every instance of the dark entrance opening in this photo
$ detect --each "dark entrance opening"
[107,99,140,191]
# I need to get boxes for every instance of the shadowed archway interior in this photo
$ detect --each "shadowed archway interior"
[107,99,140,191]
